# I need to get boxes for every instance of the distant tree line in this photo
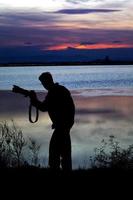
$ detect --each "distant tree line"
[1,59,133,67]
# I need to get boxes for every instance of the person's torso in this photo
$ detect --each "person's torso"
[45,83,75,128]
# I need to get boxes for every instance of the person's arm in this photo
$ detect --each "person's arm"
[30,91,48,112]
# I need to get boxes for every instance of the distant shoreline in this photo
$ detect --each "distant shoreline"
[1,60,133,67]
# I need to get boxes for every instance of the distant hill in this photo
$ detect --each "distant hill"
[0,47,133,65]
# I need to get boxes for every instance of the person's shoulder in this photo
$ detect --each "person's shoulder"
[55,83,70,94]
[54,83,67,90]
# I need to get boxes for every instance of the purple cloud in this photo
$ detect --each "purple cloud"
[55,8,120,14]
[112,40,122,43]
[0,10,132,53]
[80,42,98,45]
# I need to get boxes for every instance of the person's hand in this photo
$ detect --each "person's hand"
[30,90,37,99]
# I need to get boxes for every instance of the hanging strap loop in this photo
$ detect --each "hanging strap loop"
[29,103,39,123]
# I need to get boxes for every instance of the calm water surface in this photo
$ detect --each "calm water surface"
[0,65,133,95]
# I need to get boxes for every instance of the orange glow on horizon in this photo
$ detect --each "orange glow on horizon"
[47,43,75,50]
[46,43,133,51]
[76,43,133,50]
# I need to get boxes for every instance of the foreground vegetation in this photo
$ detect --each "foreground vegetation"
[1,121,133,170]
[0,121,41,168]
[1,121,133,194]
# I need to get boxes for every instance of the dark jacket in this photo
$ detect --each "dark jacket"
[32,83,75,129]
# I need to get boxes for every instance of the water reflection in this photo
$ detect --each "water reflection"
[1,90,133,168]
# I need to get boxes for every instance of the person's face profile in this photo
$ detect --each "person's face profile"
[40,79,49,90]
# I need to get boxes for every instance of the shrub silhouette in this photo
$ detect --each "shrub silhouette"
[28,137,41,167]
[1,121,133,170]
[0,121,43,168]
[0,121,26,167]
[11,122,26,167]
[90,135,133,169]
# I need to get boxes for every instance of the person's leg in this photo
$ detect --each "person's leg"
[60,129,72,171]
[49,130,60,170]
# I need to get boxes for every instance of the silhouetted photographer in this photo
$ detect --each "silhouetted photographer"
[13,72,75,171]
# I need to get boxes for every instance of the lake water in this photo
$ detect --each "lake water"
[1,65,133,168]
[1,65,133,95]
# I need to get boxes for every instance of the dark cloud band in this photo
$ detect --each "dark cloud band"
[55,8,120,14]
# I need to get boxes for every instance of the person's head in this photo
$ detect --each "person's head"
[39,72,54,90]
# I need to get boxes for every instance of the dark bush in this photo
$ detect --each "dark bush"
[90,135,133,169]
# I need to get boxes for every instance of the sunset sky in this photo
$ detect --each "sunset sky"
[0,0,133,62]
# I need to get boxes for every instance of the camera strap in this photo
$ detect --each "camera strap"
[29,103,39,123]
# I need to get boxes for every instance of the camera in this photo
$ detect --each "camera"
[12,85,33,97]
